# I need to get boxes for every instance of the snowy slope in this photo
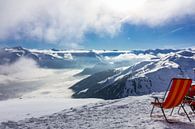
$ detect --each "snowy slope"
[0,98,101,122]
[1,94,195,129]
[72,50,195,99]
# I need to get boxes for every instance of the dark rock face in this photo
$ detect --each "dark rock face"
[71,70,121,99]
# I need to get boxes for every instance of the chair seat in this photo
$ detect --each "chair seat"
[151,102,162,107]
[190,101,195,106]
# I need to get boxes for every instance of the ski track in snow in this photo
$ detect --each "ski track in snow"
[1,95,195,129]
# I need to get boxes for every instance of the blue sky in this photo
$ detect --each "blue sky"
[85,20,195,50]
[0,0,195,50]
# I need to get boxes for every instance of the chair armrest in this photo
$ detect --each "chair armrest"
[151,95,164,100]
[151,95,163,105]
[185,96,195,100]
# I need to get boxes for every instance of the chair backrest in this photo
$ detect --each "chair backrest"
[188,85,195,97]
[162,78,192,109]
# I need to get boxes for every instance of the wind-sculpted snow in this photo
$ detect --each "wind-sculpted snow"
[1,95,195,129]
[72,50,195,99]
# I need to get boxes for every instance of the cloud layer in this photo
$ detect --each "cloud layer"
[104,53,156,62]
[0,58,52,85]
[0,0,195,47]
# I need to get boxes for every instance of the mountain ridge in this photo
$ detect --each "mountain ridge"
[71,49,195,99]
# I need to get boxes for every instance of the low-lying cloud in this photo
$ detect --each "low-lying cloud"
[0,58,52,85]
[104,53,156,62]
[0,0,195,47]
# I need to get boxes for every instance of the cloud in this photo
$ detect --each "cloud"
[104,53,156,62]
[0,0,195,47]
[171,27,184,33]
[122,0,195,26]
[0,57,52,85]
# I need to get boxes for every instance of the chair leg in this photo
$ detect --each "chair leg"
[189,105,195,114]
[181,104,191,122]
[190,106,195,114]
[150,98,172,123]
[170,108,174,116]
[178,105,182,114]
[150,105,155,117]
[150,98,158,117]
[160,107,171,123]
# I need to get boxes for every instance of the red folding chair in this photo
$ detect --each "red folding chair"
[181,85,195,113]
[150,78,192,123]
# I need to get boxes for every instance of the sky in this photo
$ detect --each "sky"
[0,0,195,50]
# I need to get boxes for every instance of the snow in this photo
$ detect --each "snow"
[0,64,97,123]
[63,53,73,60]
[78,89,89,94]
[99,50,195,97]
[0,98,102,122]
[0,66,102,124]
[1,94,195,129]
[29,49,129,54]
[1,48,195,128]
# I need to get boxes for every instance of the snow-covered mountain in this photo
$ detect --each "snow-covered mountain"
[131,49,180,55]
[0,46,180,70]
[0,46,103,68]
[71,49,195,99]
